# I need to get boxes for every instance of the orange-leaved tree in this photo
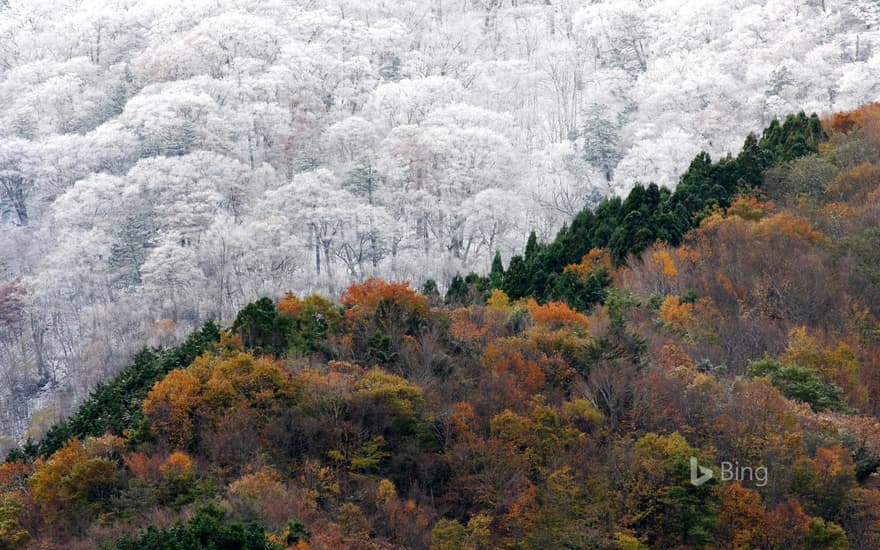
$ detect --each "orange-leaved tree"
[142,351,297,452]
[523,299,590,333]
[339,278,429,366]
[481,338,546,406]
[28,437,122,539]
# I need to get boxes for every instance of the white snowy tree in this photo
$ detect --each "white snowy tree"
[0,138,38,227]
[2,0,880,443]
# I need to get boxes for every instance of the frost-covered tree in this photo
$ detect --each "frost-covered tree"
[2,0,880,443]
[0,138,38,227]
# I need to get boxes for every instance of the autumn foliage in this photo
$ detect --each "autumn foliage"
[523,299,590,332]
[142,351,297,451]
[340,278,428,321]
[827,102,880,143]
[7,104,880,549]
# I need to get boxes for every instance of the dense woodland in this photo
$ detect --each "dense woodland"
[1,104,879,548]
[2,0,880,443]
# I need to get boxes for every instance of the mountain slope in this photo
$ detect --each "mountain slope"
[1,0,879,445]
[2,102,880,549]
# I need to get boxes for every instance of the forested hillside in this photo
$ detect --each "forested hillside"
[2,104,880,548]
[1,0,880,443]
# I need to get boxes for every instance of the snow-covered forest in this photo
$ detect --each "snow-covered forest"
[1,0,879,444]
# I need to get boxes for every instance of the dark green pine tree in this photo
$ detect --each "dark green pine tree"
[680,152,713,190]
[645,182,661,211]
[488,250,504,289]
[807,113,826,147]
[782,113,812,160]
[735,132,765,187]
[502,255,530,299]
[759,118,784,164]
[623,183,647,213]
[232,297,284,354]
[524,231,539,264]
[421,278,440,303]
[445,274,468,306]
